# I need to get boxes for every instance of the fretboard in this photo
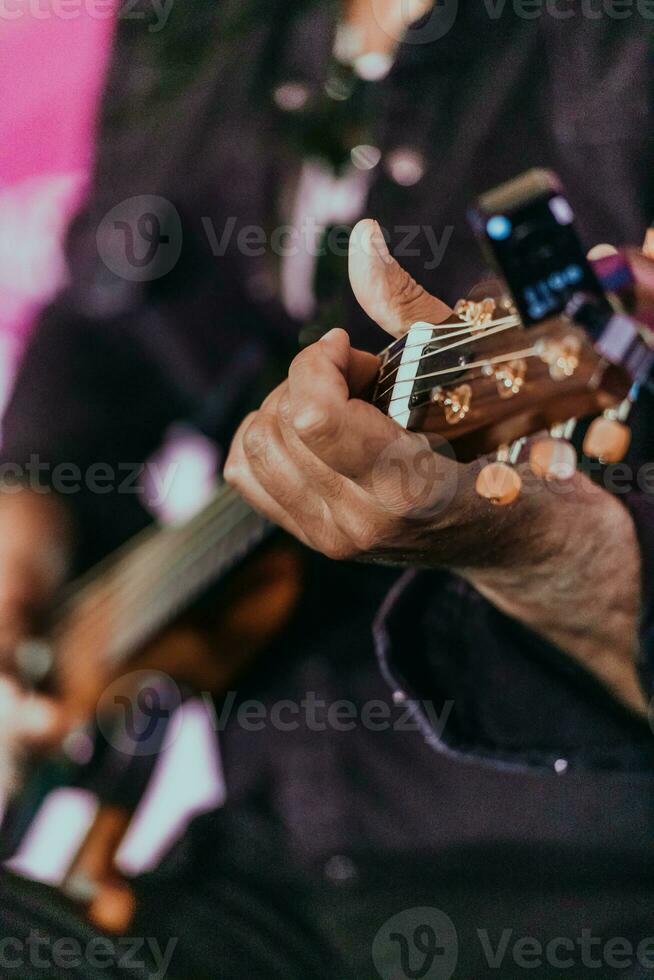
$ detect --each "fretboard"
[53,485,272,672]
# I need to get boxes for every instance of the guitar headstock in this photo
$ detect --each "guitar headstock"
[371,289,653,503]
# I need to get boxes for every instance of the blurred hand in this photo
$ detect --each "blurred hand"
[0,487,72,747]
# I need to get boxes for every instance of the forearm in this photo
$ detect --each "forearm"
[443,470,645,716]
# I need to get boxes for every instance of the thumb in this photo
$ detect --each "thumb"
[348,218,453,338]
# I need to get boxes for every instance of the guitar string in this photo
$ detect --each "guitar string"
[375,318,521,395]
[52,481,239,624]
[376,314,521,374]
[384,346,539,407]
[374,320,523,403]
[102,505,269,669]
[54,482,246,622]
[373,324,514,404]
[57,503,264,677]
[50,490,265,667]
[50,484,251,637]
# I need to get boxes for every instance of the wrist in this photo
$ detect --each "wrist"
[453,471,646,714]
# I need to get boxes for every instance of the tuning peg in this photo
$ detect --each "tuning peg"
[454,297,496,329]
[583,394,635,464]
[583,416,631,464]
[529,438,577,481]
[476,442,524,506]
[476,462,522,506]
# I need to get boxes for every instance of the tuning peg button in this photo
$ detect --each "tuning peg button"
[529,438,577,481]
[583,417,631,463]
[475,462,522,506]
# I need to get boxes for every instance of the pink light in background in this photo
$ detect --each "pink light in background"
[0,15,228,875]
[0,11,116,410]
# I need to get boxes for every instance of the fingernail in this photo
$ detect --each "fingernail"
[371,221,393,265]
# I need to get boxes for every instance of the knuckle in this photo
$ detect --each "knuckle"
[278,393,293,427]
[322,538,355,562]
[222,459,242,485]
[242,416,274,462]
[394,270,423,313]
[349,519,379,553]
[293,405,338,443]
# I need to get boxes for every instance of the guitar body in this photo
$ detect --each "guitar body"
[128,539,304,695]
[4,537,304,934]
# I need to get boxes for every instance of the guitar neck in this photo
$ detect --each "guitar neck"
[52,485,272,673]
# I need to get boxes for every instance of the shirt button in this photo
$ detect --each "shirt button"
[554,758,569,774]
[385,147,426,187]
[324,855,358,884]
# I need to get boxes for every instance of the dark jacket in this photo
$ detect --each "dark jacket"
[3,0,654,869]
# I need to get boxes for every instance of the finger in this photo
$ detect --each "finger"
[287,330,418,483]
[224,416,315,546]
[240,412,335,524]
[349,218,453,338]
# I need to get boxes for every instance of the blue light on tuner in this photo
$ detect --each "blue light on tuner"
[487,215,512,241]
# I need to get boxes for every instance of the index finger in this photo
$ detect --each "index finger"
[287,329,420,482]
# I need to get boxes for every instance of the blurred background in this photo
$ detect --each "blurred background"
[0,6,223,884]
